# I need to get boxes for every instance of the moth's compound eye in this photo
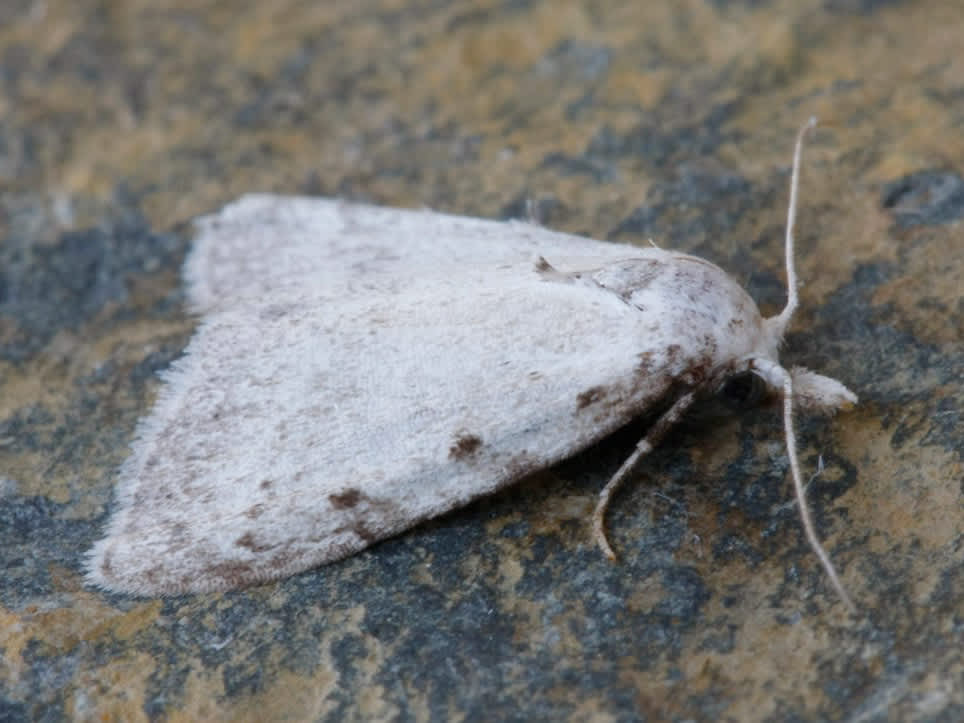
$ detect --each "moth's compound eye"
[719,372,768,410]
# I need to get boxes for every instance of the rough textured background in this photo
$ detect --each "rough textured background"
[1,0,961,720]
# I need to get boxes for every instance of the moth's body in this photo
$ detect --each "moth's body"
[88,123,858,602]
[89,199,775,595]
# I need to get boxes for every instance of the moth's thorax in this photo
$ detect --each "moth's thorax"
[585,251,777,378]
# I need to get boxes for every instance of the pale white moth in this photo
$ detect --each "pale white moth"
[87,119,858,609]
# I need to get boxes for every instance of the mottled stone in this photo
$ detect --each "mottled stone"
[0,0,960,720]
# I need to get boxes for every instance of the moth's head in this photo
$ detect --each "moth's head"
[751,317,857,415]
[743,357,857,414]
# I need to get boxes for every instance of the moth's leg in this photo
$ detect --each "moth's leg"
[593,390,699,560]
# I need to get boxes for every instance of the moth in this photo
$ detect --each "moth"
[87,119,857,608]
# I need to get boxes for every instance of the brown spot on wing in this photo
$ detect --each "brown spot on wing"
[449,432,483,460]
[329,488,362,509]
[330,493,407,546]
[576,386,608,410]
[636,350,656,377]
[235,532,272,553]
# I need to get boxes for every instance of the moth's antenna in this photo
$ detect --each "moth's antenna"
[780,369,856,613]
[771,116,817,335]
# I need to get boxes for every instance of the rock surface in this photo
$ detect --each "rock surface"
[1,0,961,720]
